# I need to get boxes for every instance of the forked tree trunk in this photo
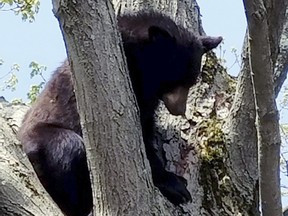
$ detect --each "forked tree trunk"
[0,0,288,215]
[52,0,259,215]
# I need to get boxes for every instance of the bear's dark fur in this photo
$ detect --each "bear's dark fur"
[18,11,222,216]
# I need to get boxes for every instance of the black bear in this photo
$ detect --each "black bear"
[18,11,222,216]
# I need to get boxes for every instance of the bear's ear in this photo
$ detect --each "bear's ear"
[200,36,223,53]
[148,26,173,42]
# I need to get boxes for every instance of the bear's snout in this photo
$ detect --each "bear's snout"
[162,86,189,116]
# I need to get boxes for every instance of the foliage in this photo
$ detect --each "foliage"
[27,61,46,103]
[29,61,47,79]
[0,59,46,103]
[213,40,240,76]
[0,61,20,92]
[0,0,43,103]
[27,83,44,103]
[0,0,40,21]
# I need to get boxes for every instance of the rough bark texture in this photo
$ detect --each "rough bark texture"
[224,34,259,216]
[225,1,288,215]
[0,99,63,216]
[52,0,155,216]
[264,0,286,68]
[243,0,285,215]
[113,0,257,215]
[274,6,288,96]
[1,0,288,215]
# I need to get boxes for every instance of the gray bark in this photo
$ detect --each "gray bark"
[0,100,63,216]
[1,0,288,215]
[52,0,155,216]
[242,0,286,215]
[224,34,259,216]
[274,6,288,96]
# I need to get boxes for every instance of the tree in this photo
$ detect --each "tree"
[0,0,40,21]
[52,0,152,215]
[242,0,286,215]
[0,100,63,216]
[1,0,288,215]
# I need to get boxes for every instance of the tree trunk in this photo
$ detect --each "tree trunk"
[243,0,283,215]
[52,0,154,215]
[1,0,288,215]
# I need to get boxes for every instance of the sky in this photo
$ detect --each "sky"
[0,1,66,101]
[0,0,246,102]
[1,0,288,209]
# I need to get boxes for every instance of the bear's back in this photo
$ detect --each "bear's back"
[19,60,81,138]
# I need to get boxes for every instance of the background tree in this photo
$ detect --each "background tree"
[1,0,288,215]
[243,0,285,215]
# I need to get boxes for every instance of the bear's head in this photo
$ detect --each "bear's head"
[131,26,222,116]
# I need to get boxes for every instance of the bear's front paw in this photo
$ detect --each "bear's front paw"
[155,171,191,205]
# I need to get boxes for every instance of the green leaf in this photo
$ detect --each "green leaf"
[29,61,47,80]
[27,83,44,104]
[0,0,40,22]
[4,73,18,91]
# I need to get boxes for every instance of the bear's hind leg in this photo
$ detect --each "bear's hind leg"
[21,123,92,216]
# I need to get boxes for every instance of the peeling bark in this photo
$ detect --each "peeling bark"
[1,0,288,215]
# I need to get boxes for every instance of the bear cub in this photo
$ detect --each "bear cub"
[18,11,222,216]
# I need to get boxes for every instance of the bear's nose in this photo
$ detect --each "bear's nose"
[162,86,188,116]
[167,103,186,116]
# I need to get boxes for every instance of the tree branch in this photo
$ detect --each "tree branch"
[242,0,282,215]
[274,6,288,96]
[225,33,259,215]
[0,102,63,216]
